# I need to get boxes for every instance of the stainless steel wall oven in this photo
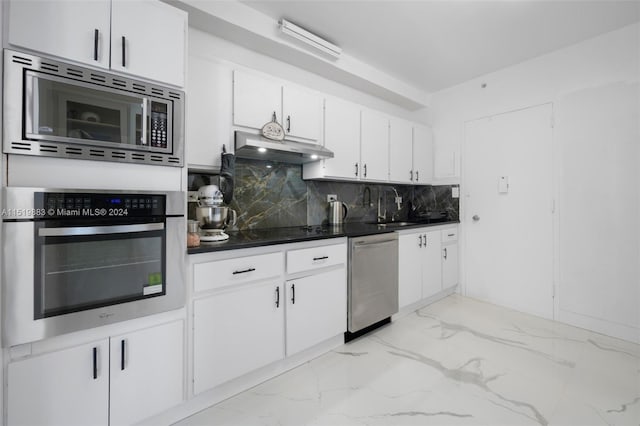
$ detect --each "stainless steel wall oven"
[3,49,184,166]
[2,188,185,347]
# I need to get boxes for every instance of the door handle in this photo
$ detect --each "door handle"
[410,170,413,181]
[472,215,480,221]
[286,115,291,133]
[423,234,427,246]
[443,247,448,260]
[275,286,280,308]
[364,164,367,178]
[92,347,98,379]
[120,339,126,371]
[93,29,99,61]
[121,36,126,67]
[418,234,422,248]
[291,283,296,304]
[355,163,358,177]
[416,171,419,181]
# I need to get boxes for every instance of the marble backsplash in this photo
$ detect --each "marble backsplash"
[189,159,459,230]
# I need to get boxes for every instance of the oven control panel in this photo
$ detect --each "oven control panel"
[36,193,166,218]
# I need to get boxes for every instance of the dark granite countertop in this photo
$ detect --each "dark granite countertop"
[188,220,459,254]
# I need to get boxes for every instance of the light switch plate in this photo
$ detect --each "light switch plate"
[498,176,509,193]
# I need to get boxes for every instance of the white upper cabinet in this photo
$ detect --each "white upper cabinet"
[318,97,361,179]
[233,70,322,142]
[7,0,187,87]
[389,117,414,183]
[186,58,234,170]
[282,85,323,141]
[360,109,389,181]
[110,0,187,86]
[413,124,434,184]
[233,70,282,130]
[8,0,111,69]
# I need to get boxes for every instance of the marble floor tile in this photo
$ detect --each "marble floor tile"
[175,295,640,426]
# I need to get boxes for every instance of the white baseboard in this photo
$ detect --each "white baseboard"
[393,285,458,321]
[558,308,640,344]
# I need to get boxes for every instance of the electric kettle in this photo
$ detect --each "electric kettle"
[328,200,348,225]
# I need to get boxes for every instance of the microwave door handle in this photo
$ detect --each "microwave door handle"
[38,223,164,237]
[141,98,148,146]
[24,72,37,136]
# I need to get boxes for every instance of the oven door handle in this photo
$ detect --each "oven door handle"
[38,223,164,237]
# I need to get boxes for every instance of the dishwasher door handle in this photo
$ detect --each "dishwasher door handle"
[354,239,397,247]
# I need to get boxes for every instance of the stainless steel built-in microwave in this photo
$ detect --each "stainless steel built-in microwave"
[3,49,184,166]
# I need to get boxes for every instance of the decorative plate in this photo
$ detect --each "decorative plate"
[261,112,285,141]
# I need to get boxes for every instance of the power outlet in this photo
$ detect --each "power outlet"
[327,194,337,202]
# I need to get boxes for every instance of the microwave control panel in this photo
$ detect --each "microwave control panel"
[35,193,166,218]
[150,102,168,149]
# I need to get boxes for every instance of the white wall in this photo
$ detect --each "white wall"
[188,28,429,125]
[430,23,640,342]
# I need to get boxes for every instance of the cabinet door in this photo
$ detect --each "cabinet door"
[110,320,184,426]
[442,242,459,289]
[186,57,234,169]
[360,109,389,181]
[398,232,424,308]
[286,268,347,356]
[282,85,322,141]
[233,70,282,130]
[8,340,109,426]
[422,230,443,298]
[322,97,361,179]
[413,125,434,184]
[111,0,187,86]
[8,0,111,69]
[389,118,414,183]
[193,281,285,394]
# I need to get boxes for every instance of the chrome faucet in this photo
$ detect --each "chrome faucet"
[377,186,402,222]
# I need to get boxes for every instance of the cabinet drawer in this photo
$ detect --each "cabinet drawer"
[194,252,283,293]
[441,228,458,242]
[286,243,346,274]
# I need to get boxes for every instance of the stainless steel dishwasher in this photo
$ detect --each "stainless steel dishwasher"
[347,232,399,338]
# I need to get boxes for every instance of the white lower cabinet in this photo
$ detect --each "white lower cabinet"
[286,268,346,356]
[191,240,347,395]
[441,228,459,289]
[8,320,184,426]
[398,228,442,308]
[8,339,110,426]
[109,320,184,426]
[193,280,285,394]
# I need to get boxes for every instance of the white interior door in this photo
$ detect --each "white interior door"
[464,103,554,319]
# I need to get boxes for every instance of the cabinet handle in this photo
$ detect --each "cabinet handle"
[355,163,358,177]
[121,36,126,67]
[120,339,126,371]
[275,286,280,308]
[423,234,427,246]
[291,283,296,304]
[416,171,419,181]
[443,247,448,260]
[364,164,367,178]
[232,267,256,275]
[93,29,99,61]
[418,234,423,248]
[92,347,98,379]
[313,256,328,261]
[448,233,455,237]
[286,115,291,133]
[410,170,413,181]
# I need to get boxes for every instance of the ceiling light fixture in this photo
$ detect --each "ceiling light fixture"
[279,19,342,59]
